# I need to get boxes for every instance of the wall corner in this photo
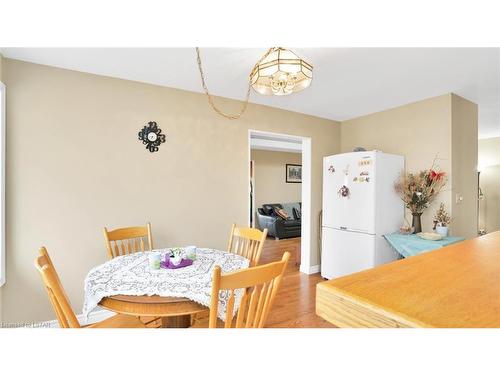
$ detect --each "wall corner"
[451,94,479,239]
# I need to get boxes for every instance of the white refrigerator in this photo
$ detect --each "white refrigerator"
[321,151,404,279]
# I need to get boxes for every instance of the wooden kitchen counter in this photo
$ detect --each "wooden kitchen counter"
[316,231,500,328]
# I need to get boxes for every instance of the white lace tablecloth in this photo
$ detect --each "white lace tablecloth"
[83,248,249,321]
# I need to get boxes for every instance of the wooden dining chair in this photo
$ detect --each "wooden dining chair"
[227,224,268,267]
[206,251,290,328]
[102,224,160,325]
[103,222,153,259]
[34,247,147,328]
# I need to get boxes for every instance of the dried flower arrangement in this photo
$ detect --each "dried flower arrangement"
[434,203,451,227]
[394,157,447,233]
[394,158,447,215]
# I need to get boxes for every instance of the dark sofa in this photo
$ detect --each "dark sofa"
[256,202,301,240]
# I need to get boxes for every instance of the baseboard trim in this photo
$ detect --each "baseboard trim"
[44,308,116,328]
[309,264,320,274]
[300,264,320,275]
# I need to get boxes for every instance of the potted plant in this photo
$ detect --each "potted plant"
[434,203,451,237]
[394,158,447,233]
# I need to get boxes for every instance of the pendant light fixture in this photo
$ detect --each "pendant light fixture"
[195,47,313,119]
[250,47,313,96]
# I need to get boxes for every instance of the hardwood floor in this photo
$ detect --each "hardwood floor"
[147,237,334,328]
[260,237,334,328]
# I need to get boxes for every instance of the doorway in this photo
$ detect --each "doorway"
[478,137,500,235]
[248,130,312,274]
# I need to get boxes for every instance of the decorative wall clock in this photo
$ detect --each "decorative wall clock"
[138,121,166,153]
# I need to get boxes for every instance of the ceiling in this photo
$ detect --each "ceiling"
[1,48,499,138]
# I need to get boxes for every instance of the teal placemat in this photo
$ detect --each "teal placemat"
[384,232,466,258]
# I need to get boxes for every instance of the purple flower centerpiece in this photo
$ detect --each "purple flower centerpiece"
[160,248,193,269]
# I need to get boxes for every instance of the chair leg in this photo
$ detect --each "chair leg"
[140,316,161,325]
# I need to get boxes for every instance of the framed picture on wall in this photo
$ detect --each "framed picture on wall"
[286,164,302,183]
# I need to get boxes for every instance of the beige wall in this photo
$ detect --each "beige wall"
[341,94,453,232]
[479,137,500,168]
[479,137,500,233]
[2,58,341,322]
[0,53,3,322]
[0,53,4,81]
[251,150,302,224]
[341,94,478,237]
[451,94,478,239]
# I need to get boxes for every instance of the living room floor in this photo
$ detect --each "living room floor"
[260,237,334,328]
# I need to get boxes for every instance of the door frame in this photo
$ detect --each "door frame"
[249,159,255,228]
[248,129,313,274]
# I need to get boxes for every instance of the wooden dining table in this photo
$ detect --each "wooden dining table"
[316,231,500,328]
[99,295,208,328]
[83,247,249,328]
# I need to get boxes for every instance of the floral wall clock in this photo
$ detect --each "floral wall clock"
[138,121,166,153]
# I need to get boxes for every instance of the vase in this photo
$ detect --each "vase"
[412,213,422,233]
[435,226,449,237]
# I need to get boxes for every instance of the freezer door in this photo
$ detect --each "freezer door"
[321,227,375,280]
[323,153,376,233]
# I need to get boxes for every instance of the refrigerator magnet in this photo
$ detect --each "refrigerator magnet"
[338,185,350,198]
[343,164,350,175]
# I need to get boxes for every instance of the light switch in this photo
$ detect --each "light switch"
[455,194,464,204]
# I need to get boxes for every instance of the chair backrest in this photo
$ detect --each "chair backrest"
[34,247,81,328]
[227,224,268,267]
[209,251,290,328]
[103,222,153,259]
